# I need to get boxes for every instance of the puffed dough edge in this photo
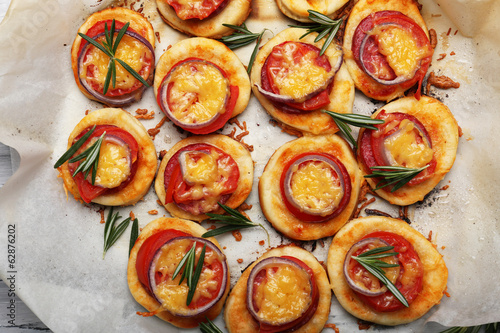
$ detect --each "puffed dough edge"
[327,216,448,326]
[250,28,355,135]
[259,135,362,241]
[155,134,254,222]
[224,245,331,333]
[357,96,459,206]
[156,0,251,39]
[276,0,349,22]
[70,7,155,103]
[127,217,230,328]
[153,37,251,120]
[58,108,157,206]
[343,0,430,101]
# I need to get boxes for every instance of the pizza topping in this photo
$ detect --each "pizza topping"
[157,59,238,134]
[246,256,319,331]
[91,135,132,188]
[166,0,227,20]
[280,153,352,222]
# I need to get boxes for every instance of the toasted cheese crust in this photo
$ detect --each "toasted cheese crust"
[127,217,229,328]
[155,134,254,221]
[58,108,157,206]
[276,0,349,22]
[224,245,331,333]
[251,28,355,135]
[156,0,251,39]
[259,135,362,240]
[327,216,448,326]
[357,96,459,206]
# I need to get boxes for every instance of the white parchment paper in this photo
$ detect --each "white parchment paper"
[0,0,499,332]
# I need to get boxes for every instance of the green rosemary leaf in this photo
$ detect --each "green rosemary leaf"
[200,318,224,333]
[357,245,395,257]
[186,244,206,305]
[78,32,113,58]
[70,131,105,185]
[172,242,196,282]
[332,116,357,148]
[366,165,429,192]
[54,125,96,168]
[115,58,150,88]
[103,61,113,95]
[103,208,132,258]
[323,110,384,129]
[104,21,113,52]
[129,218,139,256]
[202,224,255,238]
[113,22,130,55]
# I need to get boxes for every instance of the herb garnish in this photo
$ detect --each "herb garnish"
[78,19,150,95]
[322,110,385,148]
[352,245,408,307]
[202,203,270,245]
[439,322,499,333]
[172,242,207,306]
[289,10,343,56]
[200,318,224,333]
[366,165,429,192]
[129,217,139,256]
[219,23,268,74]
[103,207,132,259]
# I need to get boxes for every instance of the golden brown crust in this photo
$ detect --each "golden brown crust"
[250,28,355,136]
[156,0,251,39]
[58,108,157,206]
[357,96,459,206]
[224,245,331,333]
[343,0,430,101]
[127,217,229,328]
[259,135,362,240]
[70,7,155,105]
[154,134,254,221]
[276,0,349,22]
[327,216,448,325]
[153,37,251,120]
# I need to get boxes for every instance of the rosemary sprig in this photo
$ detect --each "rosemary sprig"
[219,23,267,74]
[322,110,385,148]
[172,242,207,305]
[352,245,408,307]
[440,322,499,333]
[289,10,343,55]
[200,318,224,333]
[78,19,149,95]
[129,217,139,256]
[202,203,270,246]
[54,125,96,169]
[103,208,132,259]
[68,131,106,185]
[366,165,429,192]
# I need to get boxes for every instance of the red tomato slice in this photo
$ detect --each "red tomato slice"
[279,152,352,222]
[352,231,423,312]
[167,0,227,20]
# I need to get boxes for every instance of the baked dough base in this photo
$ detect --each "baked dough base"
[327,216,448,326]
[250,28,355,135]
[156,0,251,38]
[153,37,251,121]
[155,134,254,221]
[127,217,229,328]
[224,245,331,333]
[276,0,349,22]
[58,108,157,206]
[259,135,362,240]
[343,0,431,101]
[357,96,459,206]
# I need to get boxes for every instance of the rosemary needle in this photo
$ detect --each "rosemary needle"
[103,207,132,259]
[366,165,429,192]
[172,242,207,306]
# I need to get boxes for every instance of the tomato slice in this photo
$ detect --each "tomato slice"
[350,231,424,312]
[167,0,227,20]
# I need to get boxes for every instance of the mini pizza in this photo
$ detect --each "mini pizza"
[127,217,230,328]
[259,135,362,241]
[251,28,355,135]
[71,7,155,107]
[155,134,253,222]
[276,0,349,22]
[57,108,157,206]
[156,0,251,38]
[343,0,434,101]
[153,38,251,135]
[327,216,448,325]
[357,96,459,206]
[224,245,331,332]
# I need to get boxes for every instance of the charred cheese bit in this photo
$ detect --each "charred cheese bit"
[253,264,312,325]
[384,119,433,168]
[269,43,331,101]
[168,61,229,124]
[81,34,149,90]
[290,160,343,215]
[374,25,431,78]
[94,138,131,188]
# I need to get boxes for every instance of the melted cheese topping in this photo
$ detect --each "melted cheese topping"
[81,34,150,91]
[384,119,433,168]
[94,137,131,188]
[268,42,331,101]
[180,151,218,185]
[290,160,343,215]
[153,238,222,314]
[373,25,431,78]
[167,61,229,125]
[253,263,312,325]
